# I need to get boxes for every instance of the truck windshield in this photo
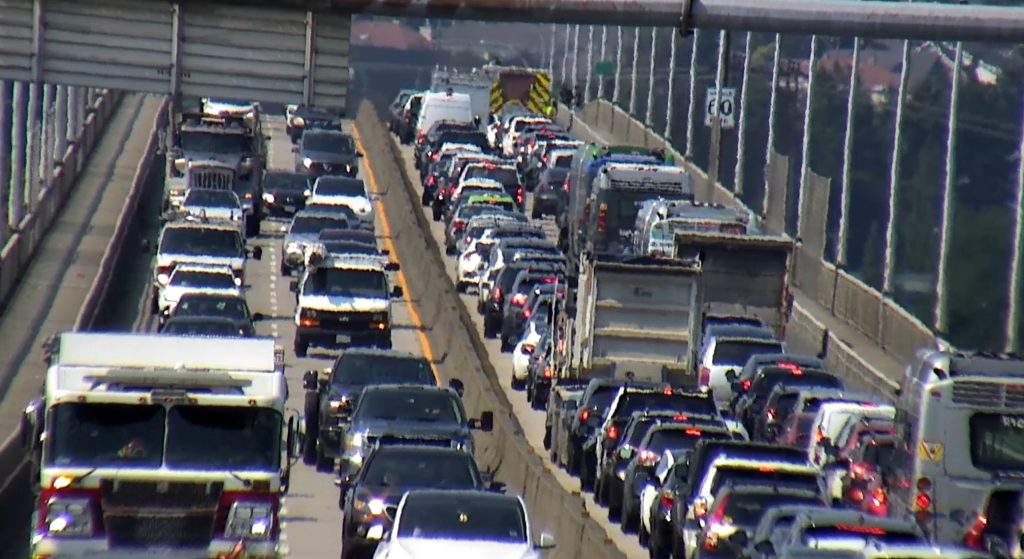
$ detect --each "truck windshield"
[180,131,250,154]
[362,450,478,488]
[184,190,239,208]
[166,406,281,471]
[48,403,165,468]
[303,133,355,154]
[170,270,237,289]
[304,269,386,298]
[161,228,243,257]
[331,354,434,387]
[357,391,464,424]
[970,413,1024,471]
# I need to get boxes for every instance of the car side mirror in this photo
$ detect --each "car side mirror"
[724,369,738,383]
[391,285,404,298]
[289,280,299,293]
[380,248,391,256]
[250,246,263,260]
[535,532,556,550]
[291,146,299,153]
[384,505,398,522]
[385,262,400,272]
[729,530,748,547]
[357,151,364,158]
[449,378,465,397]
[472,411,494,432]
[303,370,318,391]
[488,481,507,493]
[252,312,266,322]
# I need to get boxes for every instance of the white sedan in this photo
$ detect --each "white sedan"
[511,319,547,390]
[156,264,243,321]
[371,490,555,559]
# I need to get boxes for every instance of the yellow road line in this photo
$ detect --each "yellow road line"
[350,123,441,385]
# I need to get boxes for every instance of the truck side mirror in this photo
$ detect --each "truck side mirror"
[385,262,400,272]
[391,285,404,298]
[250,246,263,260]
[449,378,465,397]
[724,369,738,384]
[289,280,299,293]
[488,481,507,493]
[291,146,299,153]
[472,411,494,432]
[303,370,318,390]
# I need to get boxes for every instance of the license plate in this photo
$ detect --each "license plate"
[335,334,351,344]
[283,205,295,212]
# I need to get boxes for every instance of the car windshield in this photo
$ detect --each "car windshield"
[163,319,251,337]
[800,525,921,548]
[161,228,243,257]
[553,154,573,168]
[291,216,349,235]
[615,393,718,418]
[397,495,527,542]
[331,354,434,387]
[165,406,281,470]
[265,173,309,192]
[466,197,515,211]
[861,442,897,468]
[169,270,236,289]
[174,296,249,320]
[717,493,822,529]
[754,371,842,397]
[646,428,730,455]
[315,178,366,197]
[362,451,478,488]
[48,403,165,468]
[356,390,463,424]
[180,131,250,154]
[303,133,355,154]
[303,268,386,298]
[184,189,239,208]
[711,467,819,495]
[465,166,519,187]
[713,340,784,367]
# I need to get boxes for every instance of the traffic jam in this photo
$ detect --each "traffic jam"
[17,61,1024,559]
[389,63,1024,559]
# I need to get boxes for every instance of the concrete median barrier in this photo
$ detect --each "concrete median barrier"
[355,100,627,559]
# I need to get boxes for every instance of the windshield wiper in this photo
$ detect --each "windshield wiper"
[229,470,254,488]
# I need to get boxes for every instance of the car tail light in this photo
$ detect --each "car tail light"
[605,425,619,441]
[522,307,532,319]
[850,462,872,480]
[516,186,524,205]
[37,488,102,538]
[543,367,553,379]
[579,408,590,423]
[432,152,440,161]
[511,293,528,306]
[868,488,887,516]
[741,379,752,392]
[765,408,776,422]
[778,362,804,375]
[693,497,710,520]
[964,514,988,550]
[597,203,607,233]
[453,220,466,233]
[416,132,426,145]
[659,489,674,510]
[562,179,570,193]
[522,343,536,354]
[492,287,503,302]
[637,449,659,466]
[848,488,865,503]
[684,428,702,436]
[699,366,711,388]
[427,175,436,186]
[216,492,279,540]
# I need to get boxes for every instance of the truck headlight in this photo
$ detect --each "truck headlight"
[45,496,95,537]
[225,501,275,540]
[285,241,301,255]
[174,158,187,173]
[303,157,313,168]
[262,192,275,204]
[293,116,305,128]
[156,273,170,286]
[346,164,353,174]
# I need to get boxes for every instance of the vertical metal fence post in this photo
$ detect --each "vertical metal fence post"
[598,26,608,100]
[0,82,10,243]
[685,28,701,159]
[707,30,730,188]
[796,35,819,240]
[837,38,861,266]
[549,24,556,76]
[645,27,657,126]
[585,25,595,103]
[571,24,581,88]
[665,29,678,139]
[54,85,67,163]
[883,40,912,295]
[1006,92,1024,353]
[561,25,571,86]
[26,82,41,211]
[629,27,640,115]
[762,33,782,214]
[10,82,27,229]
[733,32,753,196]
[41,84,55,188]
[934,41,963,335]
[613,26,623,104]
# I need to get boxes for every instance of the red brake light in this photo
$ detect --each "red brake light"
[453,220,466,232]
[850,462,871,479]
[597,203,607,233]
[758,466,775,473]
[562,180,569,193]
[427,175,436,186]
[492,287,503,302]
[870,488,887,507]
[766,408,776,421]
[662,387,673,395]
[836,525,886,536]
[684,428,702,436]
[915,493,931,510]
[672,415,688,421]
[579,409,590,423]
[511,293,528,306]
[637,449,659,466]
[605,426,619,440]
[659,492,674,510]
[522,307,532,319]
[432,152,440,161]
[709,494,729,524]
[741,379,752,392]
[964,514,988,550]
[543,367,553,379]
[778,362,803,375]
[699,367,711,387]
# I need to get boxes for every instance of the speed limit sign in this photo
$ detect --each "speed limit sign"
[704,87,737,129]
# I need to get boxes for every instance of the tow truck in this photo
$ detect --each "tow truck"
[21,332,295,559]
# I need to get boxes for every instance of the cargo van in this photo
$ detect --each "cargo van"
[415,90,476,143]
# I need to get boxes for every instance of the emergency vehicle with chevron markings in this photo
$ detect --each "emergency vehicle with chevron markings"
[482,64,555,119]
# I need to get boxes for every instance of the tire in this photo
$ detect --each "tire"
[543,426,552,450]
[511,376,526,391]
[246,214,261,238]
[315,446,333,473]
[294,336,309,358]
[432,205,442,222]
[531,209,541,220]
[280,262,291,277]
[530,390,545,411]
[456,282,466,294]
[302,391,320,466]
[150,290,160,315]
[639,525,650,547]
[445,243,456,256]
[378,337,393,350]
[621,497,638,533]
[421,191,431,206]
[483,316,498,339]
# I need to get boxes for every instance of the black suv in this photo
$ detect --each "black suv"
[302,349,438,472]
[340,445,500,559]
[293,130,362,178]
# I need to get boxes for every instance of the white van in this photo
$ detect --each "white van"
[414,90,475,141]
[808,401,895,467]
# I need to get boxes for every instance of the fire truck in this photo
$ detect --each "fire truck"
[22,333,294,559]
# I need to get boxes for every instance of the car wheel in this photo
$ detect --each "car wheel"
[639,525,650,547]
[445,243,456,256]
[549,442,558,464]
[421,191,431,206]
[432,205,442,222]
[378,337,393,350]
[483,317,497,339]
[511,375,525,391]
[531,209,541,220]
[455,282,466,294]
[150,290,160,315]
[246,214,261,238]
[302,391,319,466]
[530,391,545,411]
[315,445,333,473]
[280,262,291,277]
[294,336,309,358]
[543,426,551,450]
[622,499,638,533]
[608,495,622,522]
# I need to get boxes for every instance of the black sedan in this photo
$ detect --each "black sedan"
[293,130,362,178]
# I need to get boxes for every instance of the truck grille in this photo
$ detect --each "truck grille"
[189,166,235,190]
[317,311,378,330]
[375,435,454,448]
[952,381,1024,408]
[101,480,223,547]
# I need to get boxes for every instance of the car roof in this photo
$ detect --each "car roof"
[172,263,234,274]
[706,324,777,339]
